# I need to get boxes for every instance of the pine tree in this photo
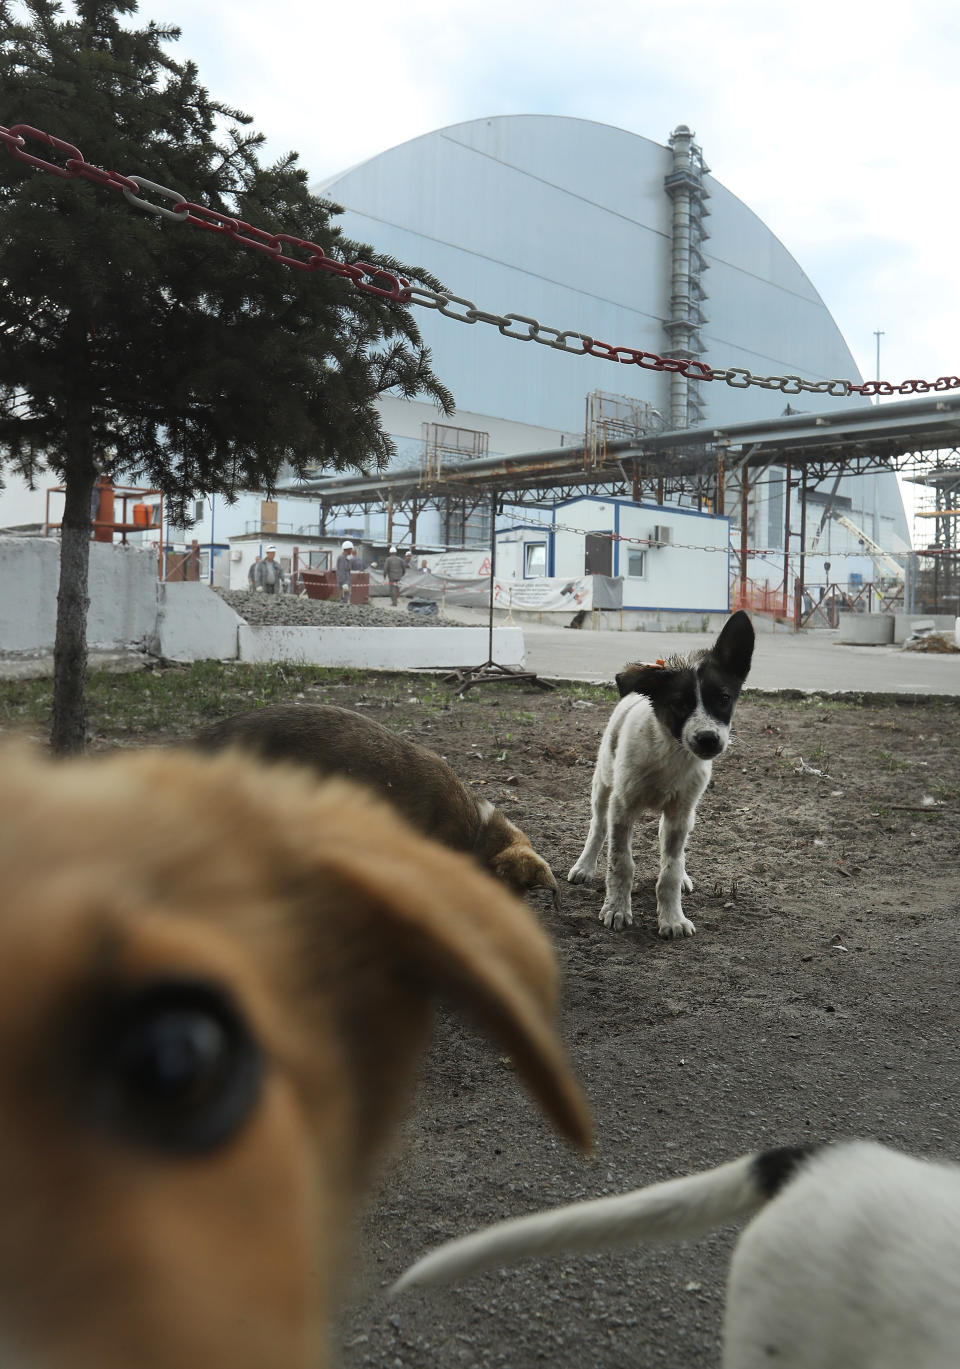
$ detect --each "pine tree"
[0,0,454,752]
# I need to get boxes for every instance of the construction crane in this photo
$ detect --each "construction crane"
[811,510,905,582]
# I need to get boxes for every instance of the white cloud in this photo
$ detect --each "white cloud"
[25,0,960,390]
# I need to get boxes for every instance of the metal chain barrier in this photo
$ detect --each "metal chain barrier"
[4,120,959,401]
[480,506,774,556]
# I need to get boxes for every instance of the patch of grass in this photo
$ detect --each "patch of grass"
[353,673,452,715]
[751,691,872,715]
[809,738,831,769]
[0,662,389,742]
[0,678,54,730]
[509,709,538,725]
[561,680,613,704]
[89,661,367,737]
[875,748,910,774]
[5,662,955,749]
[0,664,612,743]
[799,696,864,715]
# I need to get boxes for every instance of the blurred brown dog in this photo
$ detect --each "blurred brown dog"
[0,742,590,1369]
[194,703,560,902]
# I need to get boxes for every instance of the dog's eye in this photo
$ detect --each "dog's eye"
[82,978,263,1154]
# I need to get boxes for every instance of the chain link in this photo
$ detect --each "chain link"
[4,122,80,177]
[64,159,139,194]
[492,506,772,556]
[4,121,958,401]
[121,175,191,222]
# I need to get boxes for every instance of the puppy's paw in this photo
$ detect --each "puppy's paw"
[599,901,632,931]
[681,874,694,894]
[658,913,696,939]
[567,863,597,886]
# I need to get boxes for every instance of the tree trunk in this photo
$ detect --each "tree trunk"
[51,303,98,756]
[51,460,97,754]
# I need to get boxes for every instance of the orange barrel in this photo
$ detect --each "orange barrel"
[92,479,115,542]
[349,572,370,605]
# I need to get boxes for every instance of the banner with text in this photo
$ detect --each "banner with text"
[369,565,593,611]
[493,576,592,612]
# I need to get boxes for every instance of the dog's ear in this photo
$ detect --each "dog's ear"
[279,780,592,1159]
[712,610,755,683]
[615,663,671,699]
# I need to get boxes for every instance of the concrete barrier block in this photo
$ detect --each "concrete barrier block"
[893,612,957,644]
[0,536,157,653]
[237,625,525,669]
[154,583,241,661]
[837,613,895,645]
[87,544,157,648]
[0,537,59,651]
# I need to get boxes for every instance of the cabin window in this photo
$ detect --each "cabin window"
[524,542,547,577]
[626,549,646,578]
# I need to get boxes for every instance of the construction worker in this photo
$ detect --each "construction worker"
[383,544,407,606]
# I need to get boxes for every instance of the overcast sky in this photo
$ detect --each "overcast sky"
[134,0,957,403]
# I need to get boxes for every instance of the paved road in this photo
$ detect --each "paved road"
[520,622,960,695]
[2,625,957,696]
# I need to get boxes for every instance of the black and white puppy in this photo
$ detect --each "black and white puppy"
[568,610,755,938]
[393,1139,960,1369]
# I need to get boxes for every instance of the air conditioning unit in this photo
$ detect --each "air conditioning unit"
[651,525,672,547]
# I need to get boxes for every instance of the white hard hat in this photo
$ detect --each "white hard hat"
[266,545,277,552]
[341,541,354,550]
[389,545,397,553]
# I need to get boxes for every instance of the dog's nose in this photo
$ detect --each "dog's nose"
[693,730,722,758]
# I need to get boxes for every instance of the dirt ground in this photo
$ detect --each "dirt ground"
[52,663,959,1367]
[275,677,960,1369]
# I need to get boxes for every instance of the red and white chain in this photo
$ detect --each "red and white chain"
[4,121,957,402]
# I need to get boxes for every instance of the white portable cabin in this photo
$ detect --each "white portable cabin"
[495,496,730,613]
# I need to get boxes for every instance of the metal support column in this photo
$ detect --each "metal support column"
[797,467,808,631]
[740,469,750,600]
[782,461,792,619]
[443,489,554,696]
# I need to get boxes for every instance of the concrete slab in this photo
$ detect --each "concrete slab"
[0,536,156,653]
[237,624,525,670]
[154,582,242,661]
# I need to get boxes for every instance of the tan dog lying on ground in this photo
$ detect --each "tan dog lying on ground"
[0,742,590,1369]
[194,703,560,903]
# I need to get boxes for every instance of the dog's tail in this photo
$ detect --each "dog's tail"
[391,1144,816,1294]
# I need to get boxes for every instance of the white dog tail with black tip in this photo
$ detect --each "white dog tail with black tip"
[392,1145,812,1293]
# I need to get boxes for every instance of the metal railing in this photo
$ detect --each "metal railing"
[794,581,904,629]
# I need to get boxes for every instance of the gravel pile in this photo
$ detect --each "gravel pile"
[214,588,450,629]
